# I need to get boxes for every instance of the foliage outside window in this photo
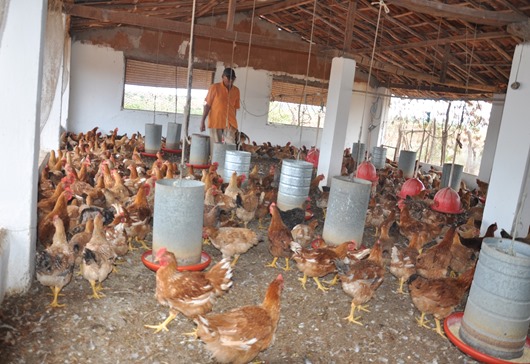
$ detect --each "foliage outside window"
[123,59,212,115]
[381,98,491,176]
[268,79,327,128]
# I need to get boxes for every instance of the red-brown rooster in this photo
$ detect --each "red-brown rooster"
[266,203,293,271]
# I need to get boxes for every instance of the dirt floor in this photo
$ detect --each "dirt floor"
[0,155,483,364]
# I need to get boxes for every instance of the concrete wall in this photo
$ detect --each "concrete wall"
[0,0,46,302]
[68,42,378,151]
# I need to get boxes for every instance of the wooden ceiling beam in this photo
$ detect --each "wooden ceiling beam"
[386,0,528,26]
[355,31,508,54]
[66,3,499,94]
[255,0,313,15]
[343,0,357,53]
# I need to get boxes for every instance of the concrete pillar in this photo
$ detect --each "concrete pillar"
[477,94,504,182]
[317,57,356,186]
[0,0,46,299]
[481,43,530,236]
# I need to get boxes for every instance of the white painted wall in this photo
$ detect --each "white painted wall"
[68,42,378,153]
[0,0,46,301]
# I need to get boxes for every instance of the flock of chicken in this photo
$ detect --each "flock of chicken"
[37,127,525,363]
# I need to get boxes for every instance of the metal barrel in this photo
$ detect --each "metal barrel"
[322,176,372,246]
[165,122,181,150]
[212,142,236,178]
[277,159,314,211]
[460,238,530,360]
[352,142,366,162]
[441,163,464,190]
[144,124,162,153]
[189,134,210,165]
[223,150,251,181]
[398,150,417,179]
[372,146,387,169]
[152,179,204,265]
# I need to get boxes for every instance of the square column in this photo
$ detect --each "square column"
[317,57,356,186]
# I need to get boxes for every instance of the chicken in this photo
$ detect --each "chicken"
[397,202,442,251]
[203,226,260,266]
[266,203,294,271]
[458,222,497,251]
[255,189,276,229]
[69,218,94,266]
[235,189,259,228]
[195,274,284,364]
[500,226,530,244]
[309,173,325,196]
[145,248,233,333]
[203,204,221,229]
[415,226,455,279]
[449,233,477,275]
[389,237,422,294]
[291,219,319,249]
[335,239,385,325]
[277,203,307,231]
[456,217,480,239]
[224,171,243,202]
[408,263,476,337]
[38,189,72,247]
[315,186,330,219]
[290,241,357,292]
[80,213,117,299]
[35,216,75,308]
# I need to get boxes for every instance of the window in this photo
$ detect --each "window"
[268,78,327,128]
[382,98,491,175]
[123,59,213,115]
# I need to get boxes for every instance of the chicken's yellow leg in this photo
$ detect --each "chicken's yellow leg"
[433,318,445,337]
[265,257,279,269]
[49,286,65,308]
[88,280,105,299]
[298,273,308,289]
[283,258,291,272]
[397,277,406,294]
[313,277,329,292]
[416,312,431,329]
[182,327,198,339]
[145,312,178,334]
[323,274,339,286]
[230,254,240,267]
[344,301,363,325]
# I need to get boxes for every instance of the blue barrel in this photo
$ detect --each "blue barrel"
[153,179,204,265]
[460,238,530,360]
[277,159,314,211]
[223,150,251,181]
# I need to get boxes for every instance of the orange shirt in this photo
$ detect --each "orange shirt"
[205,82,240,129]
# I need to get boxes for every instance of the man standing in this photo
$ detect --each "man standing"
[200,67,240,153]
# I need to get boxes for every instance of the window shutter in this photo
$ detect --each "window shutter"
[271,79,327,106]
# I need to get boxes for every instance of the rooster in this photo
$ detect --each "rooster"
[145,248,233,333]
[195,274,284,364]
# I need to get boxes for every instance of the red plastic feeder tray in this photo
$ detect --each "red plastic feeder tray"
[185,163,211,169]
[140,151,161,158]
[398,177,425,199]
[162,147,182,154]
[431,187,463,214]
[444,312,530,364]
[356,161,378,182]
[141,250,211,272]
